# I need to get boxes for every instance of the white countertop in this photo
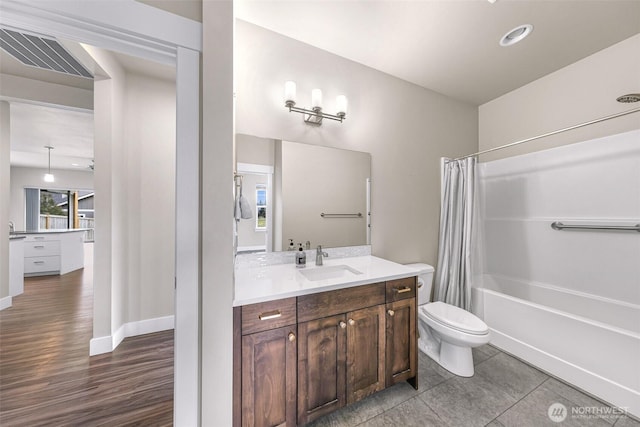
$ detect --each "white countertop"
[234,255,419,306]
[11,229,87,235]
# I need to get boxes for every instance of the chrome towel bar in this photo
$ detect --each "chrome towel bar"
[551,222,640,232]
[320,213,363,218]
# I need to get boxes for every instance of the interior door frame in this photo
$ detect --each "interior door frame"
[0,1,202,425]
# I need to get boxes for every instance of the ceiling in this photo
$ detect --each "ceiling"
[235,0,640,105]
[2,1,638,171]
[9,102,94,171]
[1,35,174,170]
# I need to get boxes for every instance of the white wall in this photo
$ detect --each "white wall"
[236,133,275,166]
[0,101,9,305]
[123,72,176,323]
[8,167,94,231]
[235,20,478,265]
[479,34,640,162]
[90,45,124,340]
[88,45,176,349]
[202,1,234,425]
[0,74,93,111]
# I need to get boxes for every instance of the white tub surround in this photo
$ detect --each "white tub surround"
[234,254,418,306]
[476,130,640,418]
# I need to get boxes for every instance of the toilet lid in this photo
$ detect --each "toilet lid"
[421,301,489,335]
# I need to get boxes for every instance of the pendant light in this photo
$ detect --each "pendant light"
[44,145,55,183]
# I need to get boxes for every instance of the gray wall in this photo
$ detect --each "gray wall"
[235,20,478,265]
[281,141,369,249]
[479,34,640,161]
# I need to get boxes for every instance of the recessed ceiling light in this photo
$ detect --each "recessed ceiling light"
[500,24,533,47]
[72,163,80,166]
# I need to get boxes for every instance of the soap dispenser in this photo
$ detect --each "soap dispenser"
[288,239,295,251]
[295,243,306,268]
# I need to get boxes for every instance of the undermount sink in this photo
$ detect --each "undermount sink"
[299,264,363,282]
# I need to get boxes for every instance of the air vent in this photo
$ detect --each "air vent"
[616,94,640,103]
[0,27,92,79]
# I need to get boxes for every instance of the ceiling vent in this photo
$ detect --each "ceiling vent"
[0,27,93,79]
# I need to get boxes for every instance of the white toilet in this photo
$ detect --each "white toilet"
[406,263,490,377]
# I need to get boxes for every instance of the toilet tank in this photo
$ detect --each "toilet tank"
[405,263,435,306]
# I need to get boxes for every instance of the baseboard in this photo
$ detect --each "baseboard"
[490,329,640,419]
[89,335,113,355]
[0,296,12,311]
[89,315,175,356]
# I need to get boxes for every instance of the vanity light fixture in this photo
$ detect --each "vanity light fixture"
[284,81,348,126]
[44,145,55,183]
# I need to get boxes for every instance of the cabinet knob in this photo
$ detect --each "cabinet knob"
[387,309,395,317]
[348,319,355,326]
[288,332,296,342]
[339,321,347,329]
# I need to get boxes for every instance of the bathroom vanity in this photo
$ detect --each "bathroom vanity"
[233,255,418,426]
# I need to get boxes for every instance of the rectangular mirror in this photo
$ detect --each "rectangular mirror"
[236,134,371,253]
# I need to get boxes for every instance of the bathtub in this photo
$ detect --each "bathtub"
[473,274,640,418]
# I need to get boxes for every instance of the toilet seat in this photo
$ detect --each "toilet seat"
[420,301,489,335]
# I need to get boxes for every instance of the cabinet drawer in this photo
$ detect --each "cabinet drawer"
[24,234,59,242]
[242,297,297,335]
[24,256,60,273]
[24,240,60,257]
[298,283,385,323]
[385,277,416,302]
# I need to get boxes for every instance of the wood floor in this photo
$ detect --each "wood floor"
[0,257,174,426]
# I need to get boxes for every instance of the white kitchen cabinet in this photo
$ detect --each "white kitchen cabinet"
[22,231,84,276]
[9,237,25,296]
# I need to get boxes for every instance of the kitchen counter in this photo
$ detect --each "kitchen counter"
[18,230,85,276]
[11,229,88,235]
[234,255,419,306]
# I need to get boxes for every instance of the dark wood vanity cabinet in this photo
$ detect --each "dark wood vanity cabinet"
[236,298,298,427]
[384,276,418,387]
[234,277,417,427]
[297,314,346,425]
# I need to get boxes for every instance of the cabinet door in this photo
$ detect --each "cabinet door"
[242,326,297,427]
[297,314,346,425]
[346,305,386,404]
[385,298,417,387]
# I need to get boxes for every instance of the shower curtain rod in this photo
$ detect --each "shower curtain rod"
[449,106,640,162]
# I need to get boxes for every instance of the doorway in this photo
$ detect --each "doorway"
[0,2,201,424]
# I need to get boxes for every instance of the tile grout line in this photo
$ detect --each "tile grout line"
[481,370,551,426]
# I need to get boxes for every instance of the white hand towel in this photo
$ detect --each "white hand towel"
[240,195,253,219]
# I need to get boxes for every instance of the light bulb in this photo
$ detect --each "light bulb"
[311,89,322,109]
[284,81,296,106]
[336,95,348,117]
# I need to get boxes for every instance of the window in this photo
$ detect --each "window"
[25,187,95,242]
[256,185,267,230]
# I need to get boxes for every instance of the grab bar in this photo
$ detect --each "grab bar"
[551,222,640,232]
[320,213,363,218]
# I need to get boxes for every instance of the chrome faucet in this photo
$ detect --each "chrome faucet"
[316,245,329,266]
[9,221,14,234]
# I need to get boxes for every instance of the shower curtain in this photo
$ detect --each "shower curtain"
[433,157,477,311]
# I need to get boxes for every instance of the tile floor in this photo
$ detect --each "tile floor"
[307,345,639,427]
